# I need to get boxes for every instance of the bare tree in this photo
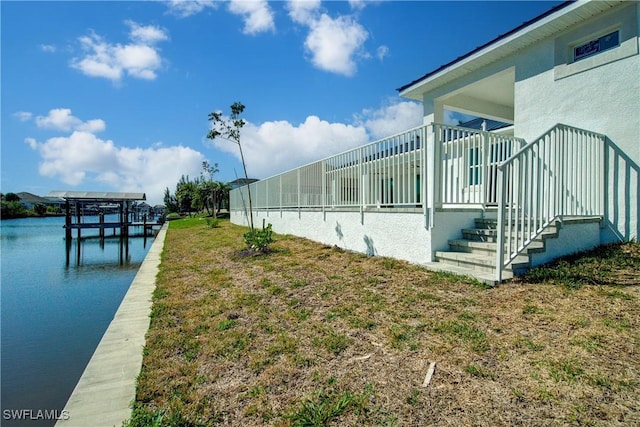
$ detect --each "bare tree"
[207,102,254,231]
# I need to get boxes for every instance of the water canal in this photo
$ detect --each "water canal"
[1,216,155,426]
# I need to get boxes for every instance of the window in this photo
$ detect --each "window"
[469,147,481,186]
[573,30,620,62]
[553,2,637,81]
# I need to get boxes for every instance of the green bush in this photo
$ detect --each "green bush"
[243,223,274,252]
[206,217,221,228]
[1,201,30,218]
[46,205,62,214]
[33,203,47,216]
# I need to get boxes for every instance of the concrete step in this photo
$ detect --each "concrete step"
[433,216,602,283]
[461,227,558,242]
[434,251,530,275]
[448,239,545,256]
[422,262,511,286]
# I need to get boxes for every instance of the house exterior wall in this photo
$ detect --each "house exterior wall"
[511,1,639,242]
[231,207,485,264]
[232,209,433,264]
[420,2,639,242]
[529,219,602,267]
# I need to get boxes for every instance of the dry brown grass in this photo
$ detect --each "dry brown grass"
[129,218,640,426]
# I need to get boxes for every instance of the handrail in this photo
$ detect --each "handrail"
[495,124,605,282]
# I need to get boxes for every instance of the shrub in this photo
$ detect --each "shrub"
[206,217,221,228]
[1,201,29,218]
[33,203,47,216]
[243,223,274,252]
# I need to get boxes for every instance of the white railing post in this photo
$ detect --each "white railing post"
[495,164,506,283]
[482,130,490,204]
[297,168,301,215]
[432,125,442,209]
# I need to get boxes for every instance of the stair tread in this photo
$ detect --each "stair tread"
[449,239,545,252]
[423,262,512,285]
[429,216,602,283]
[435,250,529,267]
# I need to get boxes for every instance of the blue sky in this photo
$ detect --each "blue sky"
[2,0,561,205]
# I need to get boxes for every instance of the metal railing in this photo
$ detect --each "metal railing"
[231,123,528,213]
[231,124,429,212]
[433,123,526,205]
[495,124,605,281]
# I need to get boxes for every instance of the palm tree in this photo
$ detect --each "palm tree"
[214,182,231,215]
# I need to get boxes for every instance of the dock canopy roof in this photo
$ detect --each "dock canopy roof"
[47,191,146,202]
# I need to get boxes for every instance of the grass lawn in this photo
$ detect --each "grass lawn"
[127,218,639,426]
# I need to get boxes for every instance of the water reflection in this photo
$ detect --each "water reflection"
[1,217,154,426]
[64,227,156,267]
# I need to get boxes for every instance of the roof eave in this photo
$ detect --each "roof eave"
[398,0,623,101]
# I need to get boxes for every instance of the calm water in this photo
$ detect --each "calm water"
[1,216,154,426]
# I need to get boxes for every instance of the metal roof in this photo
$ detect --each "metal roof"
[47,191,146,201]
[397,0,624,99]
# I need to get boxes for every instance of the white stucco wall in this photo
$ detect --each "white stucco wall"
[513,2,639,242]
[420,2,639,242]
[529,219,602,267]
[232,209,434,264]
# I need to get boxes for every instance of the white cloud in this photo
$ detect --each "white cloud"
[126,20,169,44]
[304,14,368,76]
[35,108,106,133]
[376,45,389,61]
[164,0,218,18]
[210,101,423,178]
[40,44,56,53]
[212,115,368,178]
[70,21,169,82]
[25,108,205,204]
[228,0,276,35]
[13,111,33,122]
[286,1,369,76]
[348,0,367,11]
[355,100,423,140]
[26,131,205,204]
[287,0,321,25]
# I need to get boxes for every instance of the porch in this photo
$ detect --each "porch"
[230,122,606,283]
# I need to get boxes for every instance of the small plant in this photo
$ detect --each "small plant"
[522,303,544,315]
[243,223,274,252]
[288,389,355,427]
[465,363,496,379]
[206,217,221,228]
[216,319,236,331]
[549,358,584,383]
[405,389,421,405]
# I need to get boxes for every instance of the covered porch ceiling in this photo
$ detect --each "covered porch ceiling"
[440,68,515,123]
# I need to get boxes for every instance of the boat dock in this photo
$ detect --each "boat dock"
[47,190,163,239]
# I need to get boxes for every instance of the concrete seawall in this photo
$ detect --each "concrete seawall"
[56,223,168,427]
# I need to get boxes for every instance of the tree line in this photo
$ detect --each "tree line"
[163,161,231,218]
[0,193,62,219]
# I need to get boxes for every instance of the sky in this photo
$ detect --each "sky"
[1,0,562,205]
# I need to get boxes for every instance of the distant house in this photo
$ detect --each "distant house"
[136,202,152,216]
[230,0,639,283]
[16,192,57,210]
[152,205,166,216]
